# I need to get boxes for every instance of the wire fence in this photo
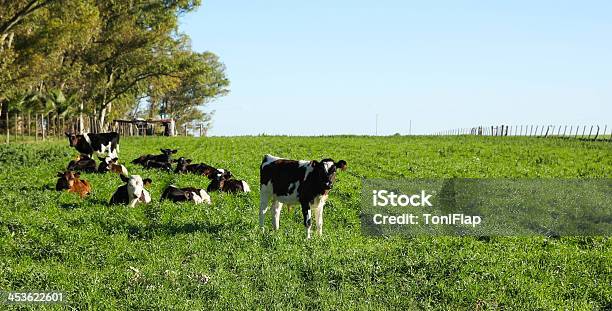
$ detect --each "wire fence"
[433,124,612,141]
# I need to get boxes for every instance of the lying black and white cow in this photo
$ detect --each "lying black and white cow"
[161,185,211,204]
[131,149,177,166]
[143,160,172,171]
[259,154,347,239]
[174,157,218,177]
[207,170,250,193]
[97,156,128,175]
[109,174,152,207]
[65,132,120,158]
[67,154,97,173]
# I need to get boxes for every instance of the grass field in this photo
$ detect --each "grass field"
[0,136,610,310]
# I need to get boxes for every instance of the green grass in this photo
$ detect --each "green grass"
[0,136,611,310]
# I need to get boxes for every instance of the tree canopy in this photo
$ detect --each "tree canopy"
[0,0,228,133]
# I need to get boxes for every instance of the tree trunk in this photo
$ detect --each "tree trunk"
[79,101,84,133]
[41,114,45,141]
[99,104,108,132]
[5,110,9,144]
[35,114,38,141]
[14,113,18,141]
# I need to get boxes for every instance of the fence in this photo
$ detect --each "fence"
[1,113,214,143]
[433,125,612,141]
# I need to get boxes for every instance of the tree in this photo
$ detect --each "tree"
[79,0,204,131]
[148,51,229,130]
[1,0,229,135]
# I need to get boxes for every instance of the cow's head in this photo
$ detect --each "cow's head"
[65,132,80,147]
[311,159,347,191]
[56,171,80,190]
[174,157,192,172]
[120,174,152,203]
[160,149,178,155]
[213,169,232,180]
[99,156,118,165]
[207,169,231,191]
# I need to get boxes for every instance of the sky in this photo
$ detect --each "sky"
[179,0,611,136]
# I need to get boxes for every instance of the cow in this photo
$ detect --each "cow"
[207,170,251,193]
[65,132,120,159]
[161,185,211,204]
[259,154,347,239]
[131,149,177,166]
[109,175,152,207]
[97,156,128,175]
[174,157,218,177]
[143,160,172,171]
[66,154,97,173]
[55,171,92,198]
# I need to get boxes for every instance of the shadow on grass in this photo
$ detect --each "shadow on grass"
[118,220,241,240]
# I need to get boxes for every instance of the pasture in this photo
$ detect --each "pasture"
[0,136,610,310]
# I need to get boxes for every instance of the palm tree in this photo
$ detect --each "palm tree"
[47,89,76,137]
[8,95,27,142]
[24,91,52,141]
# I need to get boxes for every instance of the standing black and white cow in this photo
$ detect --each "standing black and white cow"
[65,132,120,159]
[259,154,347,239]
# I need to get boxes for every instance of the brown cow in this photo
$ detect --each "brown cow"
[55,171,92,198]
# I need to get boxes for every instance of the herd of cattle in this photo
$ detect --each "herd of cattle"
[57,132,347,238]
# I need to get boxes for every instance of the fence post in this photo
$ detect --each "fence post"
[575,125,579,138]
[588,125,593,139]
[581,125,586,138]
[593,125,599,140]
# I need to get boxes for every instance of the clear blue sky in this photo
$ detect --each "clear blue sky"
[180,0,611,136]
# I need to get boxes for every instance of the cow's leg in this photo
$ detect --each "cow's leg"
[314,197,327,236]
[259,187,270,227]
[128,198,139,208]
[301,202,312,239]
[272,201,283,230]
[108,143,118,159]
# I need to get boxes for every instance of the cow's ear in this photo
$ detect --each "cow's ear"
[112,157,118,163]
[335,160,347,171]
[65,132,71,137]
[160,149,167,153]
[74,172,81,178]
[172,149,178,154]
[120,174,129,183]
[98,156,105,161]
[57,172,63,177]
[143,178,152,186]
